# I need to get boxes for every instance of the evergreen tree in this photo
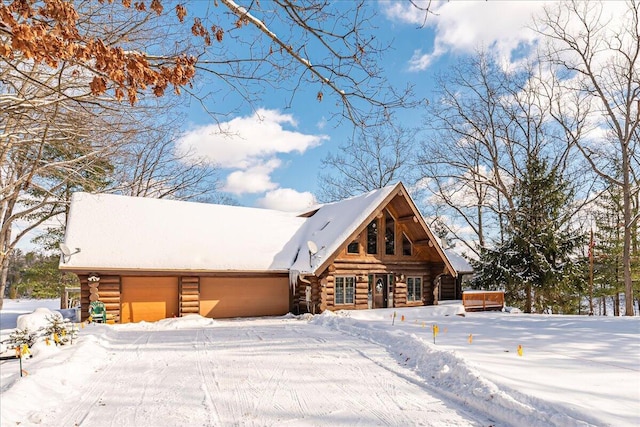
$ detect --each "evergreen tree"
[473,155,585,313]
[15,254,79,299]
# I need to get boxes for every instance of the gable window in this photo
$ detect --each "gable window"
[367,220,378,254]
[385,210,395,255]
[335,276,355,305]
[402,233,412,256]
[407,277,422,302]
[347,239,359,254]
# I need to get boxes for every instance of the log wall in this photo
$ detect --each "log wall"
[316,260,448,311]
[293,275,322,315]
[79,275,121,322]
[179,276,200,316]
[440,274,457,300]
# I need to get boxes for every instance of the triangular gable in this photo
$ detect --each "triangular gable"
[287,182,457,277]
[394,183,458,277]
[286,185,396,274]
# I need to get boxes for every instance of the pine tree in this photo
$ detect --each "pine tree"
[473,155,585,313]
[9,328,40,348]
[45,315,76,345]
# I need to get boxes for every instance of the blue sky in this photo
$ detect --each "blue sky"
[174,0,556,211]
[15,1,631,253]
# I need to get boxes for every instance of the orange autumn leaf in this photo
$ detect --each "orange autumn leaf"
[89,76,107,95]
[175,4,187,23]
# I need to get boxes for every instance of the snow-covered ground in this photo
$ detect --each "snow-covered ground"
[1,299,638,426]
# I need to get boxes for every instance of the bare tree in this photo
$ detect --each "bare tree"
[0,89,121,307]
[0,2,222,308]
[318,122,418,202]
[418,54,522,255]
[537,0,640,315]
[109,112,220,201]
[1,0,421,128]
[417,52,594,258]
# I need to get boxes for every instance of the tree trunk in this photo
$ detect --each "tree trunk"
[525,282,532,313]
[622,152,635,316]
[0,253,8,310]
[0,225,11,310]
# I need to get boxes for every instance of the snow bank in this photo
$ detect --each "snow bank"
[16,308,62,332]
[345,302,466,321]
[0,328,113,425]
[113,314,218,331]
[311,310,598,427]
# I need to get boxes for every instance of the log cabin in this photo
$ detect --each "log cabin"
[59,182,466,323]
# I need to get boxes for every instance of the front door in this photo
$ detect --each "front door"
[372,275,387,308]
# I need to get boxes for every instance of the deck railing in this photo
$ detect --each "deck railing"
[462,290,504,311]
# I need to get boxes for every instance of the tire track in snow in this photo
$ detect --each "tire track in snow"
[284,320,485,426]
[193,328,221,426]
[39,318,492,426]
[53,331,152,427]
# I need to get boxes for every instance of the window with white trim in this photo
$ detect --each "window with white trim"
[407,277,422,302]
[335,276,355,305]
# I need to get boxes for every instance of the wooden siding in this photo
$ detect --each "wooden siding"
[316,191,453,313]
[199,277,289,318]
[335,195,444,267]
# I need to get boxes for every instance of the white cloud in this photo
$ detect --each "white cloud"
[385,1,546,71]
[386,1,631,74]
[408,48,440,72]
[177,108,329,195]
[223,159,281,194]
[177,108,328,169]
[316,116,328,130]
[255,188,317,212]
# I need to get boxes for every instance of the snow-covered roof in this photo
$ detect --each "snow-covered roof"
[61,183,453,275]
[61,192,306,272]
[444,250,474,274]
[288,185,397,274]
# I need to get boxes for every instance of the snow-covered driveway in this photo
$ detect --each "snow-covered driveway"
[3,301,638,426]
[35,317,489,427]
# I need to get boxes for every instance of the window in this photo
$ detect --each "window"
[367,220,378,254]
[347,239,359,254]
[335,276,355,305]
[407,277,422,302]
[385,210,395,255]
[402,233,412,256]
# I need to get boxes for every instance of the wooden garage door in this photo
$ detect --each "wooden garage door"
[200,277,289,318]
[120,277,179,323]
